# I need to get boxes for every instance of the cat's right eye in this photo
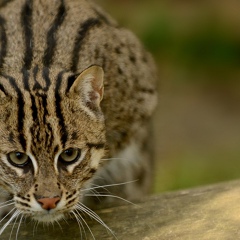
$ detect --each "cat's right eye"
[59,148,81,165]
[7,152,30,167]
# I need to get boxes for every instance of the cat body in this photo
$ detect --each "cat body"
[0,0,157,233]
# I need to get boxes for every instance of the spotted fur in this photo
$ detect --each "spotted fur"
[0,0,157,235]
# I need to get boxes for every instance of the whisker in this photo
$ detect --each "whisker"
[32,220,40,237]
[74,209,95,240]
[84,193,137,206]
[55,220,63,232]
[32,220,36,237]
[0,209,19,235]
[9,211,21,240]
[76,203,117,239]
[0,207,16,224]
[61,215,69,225]
[0,202,15,209]
[83,188,102,202]
[0,199,14,206]
[71,211,85,240]
[50,221,55,229]
[76,204,106,227]
[15,213,23,240]
[82,180,138,192]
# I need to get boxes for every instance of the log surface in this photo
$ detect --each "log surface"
[1,180,240,240]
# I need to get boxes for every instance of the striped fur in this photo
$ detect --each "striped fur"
[0,0,157,235]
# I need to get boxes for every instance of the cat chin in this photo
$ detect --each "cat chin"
[31,213,64,223]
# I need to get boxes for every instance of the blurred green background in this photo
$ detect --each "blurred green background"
[98,0,240,193]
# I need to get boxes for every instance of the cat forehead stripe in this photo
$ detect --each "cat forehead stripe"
[0,16,7,70]
[41,67,51,91]
[70,18,102,72]
[43,0,66,67]
[55,71,68,147]
[2,74,26,151]
[21,0,33,70]
[0,0,109,73]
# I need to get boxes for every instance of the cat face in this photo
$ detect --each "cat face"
[0,66,106,222]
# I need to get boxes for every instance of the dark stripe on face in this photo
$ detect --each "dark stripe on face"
[2,74,26,150]
[70,18,101,72]
[33,66,42,91]
[21,0,33,70]
[32,66,51,91]
[87,143,105,149]
[22,68,30,91]
[45,123,54,148]
[30,68,40,120]
[43,0,66,67]
[0,16,7,70]
[0,83,7,95]
[41,93,48,124]
[55,71,68,146]
[40,93,54,147]
[30,94,38,124]
[30,93,53,149]
[32,65,41,90]
[42,67,51,91]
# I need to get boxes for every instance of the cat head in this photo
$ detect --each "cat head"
[0,65,106,222]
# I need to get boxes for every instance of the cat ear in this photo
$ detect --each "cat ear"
[69,66,104,108]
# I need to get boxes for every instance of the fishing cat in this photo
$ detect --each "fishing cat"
[0,0,157,235]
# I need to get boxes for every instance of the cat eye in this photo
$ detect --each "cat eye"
[59,148,81,164]
[7,152,30,167]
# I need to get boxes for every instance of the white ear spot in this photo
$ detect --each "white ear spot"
[69,66,104,109]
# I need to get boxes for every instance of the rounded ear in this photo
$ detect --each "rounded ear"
[68,66,104,109]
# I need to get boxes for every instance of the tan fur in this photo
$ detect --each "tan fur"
[0,0,157,231]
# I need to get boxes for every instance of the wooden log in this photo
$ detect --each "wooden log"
[1,180,240,239]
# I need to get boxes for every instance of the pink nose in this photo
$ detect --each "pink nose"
[37,197,60,210]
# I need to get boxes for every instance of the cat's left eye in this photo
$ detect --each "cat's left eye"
[59,148,81,164]
[7,152,30,167]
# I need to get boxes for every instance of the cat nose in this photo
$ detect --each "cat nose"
[37,197,60,210]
